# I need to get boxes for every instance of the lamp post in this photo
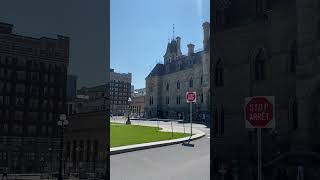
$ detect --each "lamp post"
[75,146,81,176]
[48,147,52,178]
[40,156,44,175]
[126,97,132,125]
[57,114,69,180]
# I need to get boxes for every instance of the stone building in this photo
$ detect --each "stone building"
[109,68,131,116]
[211,0,320,179]
[129,95,145,118]
[0,22,69,173]
[64,111,108,177]
[145,22,210,121]
[71,85,108,114]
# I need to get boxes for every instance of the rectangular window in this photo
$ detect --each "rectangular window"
[6,83,11,93]
[3,124,8,133]
[16,84,25,93]
[0,68,4,78]
[15,111,24,121]
[44,74,49,82]
[48,127,52,135]
[42,126,47,135]
[16,71,26,80]
[31,72,39,81]
[5,96,10,105]
[0,82,3,92]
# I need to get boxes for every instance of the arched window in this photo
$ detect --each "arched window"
[290,41,297,73]
[220,105,224,135]
[292,100,298,130]
[189,78,193,88]
[177,80,180,89]
[317,20,320,40]
[166,82,169,91]
[215,59,224,86]
[200,76,203,85]
[255,48,266,80]
[86,140,91,162]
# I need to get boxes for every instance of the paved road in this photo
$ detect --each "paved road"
[110,119,210,180]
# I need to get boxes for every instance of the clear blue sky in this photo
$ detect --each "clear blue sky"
[111,0,210,89]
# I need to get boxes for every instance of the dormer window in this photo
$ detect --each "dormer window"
[255,48,267,80]
[189,78,193,88]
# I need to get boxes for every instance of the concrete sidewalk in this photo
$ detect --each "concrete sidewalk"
[110,118,206,155]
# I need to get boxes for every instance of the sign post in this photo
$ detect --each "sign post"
[190,102,192,135]
[186,92,196,137]
[244,96,275,180]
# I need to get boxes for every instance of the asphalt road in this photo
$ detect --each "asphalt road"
[110,119,210,180]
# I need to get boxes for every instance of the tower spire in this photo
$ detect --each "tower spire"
[173,24,175,40]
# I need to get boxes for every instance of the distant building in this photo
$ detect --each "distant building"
[64,111,107,176]
[145,22,210,121]
[66,74,78,100]
[67,85,107,115]
[132,88,146,97]
[131,85,134,95]
[130,88,146,117]
[0,22,69,173]
[109,69,132,116]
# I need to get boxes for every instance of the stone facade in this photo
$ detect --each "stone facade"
[211,0,320,179]
[129,95,145,117]
[145,22,210,122]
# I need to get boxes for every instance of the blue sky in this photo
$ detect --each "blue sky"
[111,0,210,89]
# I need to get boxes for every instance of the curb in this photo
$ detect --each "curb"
[110,130,206,155]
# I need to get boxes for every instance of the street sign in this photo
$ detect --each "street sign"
[186,91,196,103]
[186,91,196,136]
[244,96,275,128]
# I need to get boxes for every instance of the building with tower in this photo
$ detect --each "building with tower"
[211,0,320,179]
[144,22,210,122]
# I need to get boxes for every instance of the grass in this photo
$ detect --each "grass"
[110,122,191,148]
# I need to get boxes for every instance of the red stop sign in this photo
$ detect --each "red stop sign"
[245,97,273,128]
[186,92,196,103]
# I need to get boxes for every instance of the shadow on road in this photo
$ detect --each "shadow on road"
[182,142,195,147]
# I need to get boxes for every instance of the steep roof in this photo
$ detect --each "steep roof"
[146,63,164,78]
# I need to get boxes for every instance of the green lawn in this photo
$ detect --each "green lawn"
[110,123,191,148]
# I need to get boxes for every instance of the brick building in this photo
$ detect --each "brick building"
[0,22,69,173]
[109,69,132,116]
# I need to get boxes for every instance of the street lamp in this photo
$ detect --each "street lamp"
[48,147,52,177]
[57,114,69,180]
[126,97,132,125]
[75,146,81,176]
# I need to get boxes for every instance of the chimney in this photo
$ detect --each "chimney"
[176,36,182,56]
[202,22,210,50]
[187,43,195,56]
